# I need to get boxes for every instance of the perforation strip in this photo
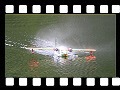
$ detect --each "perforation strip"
[5,5,120,14]
[5,78,120,86]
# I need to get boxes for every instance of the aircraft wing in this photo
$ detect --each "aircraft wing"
[72,49,96,52]
[25,47,54,50]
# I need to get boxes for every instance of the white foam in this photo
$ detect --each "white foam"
[5,43,14,47]
[5,39,28,49]
[20,46,26,49]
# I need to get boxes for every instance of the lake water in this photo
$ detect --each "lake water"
[5,14,116,77]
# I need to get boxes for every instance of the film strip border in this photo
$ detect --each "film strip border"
[5,78,120,86]
[3,3,120,87]
[5,5,120,14]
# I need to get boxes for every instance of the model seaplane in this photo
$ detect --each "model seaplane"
[25,46,96,60]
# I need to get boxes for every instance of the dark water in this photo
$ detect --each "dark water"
[5,14,116,77]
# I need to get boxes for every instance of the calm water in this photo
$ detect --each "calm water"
[5,14,116,77]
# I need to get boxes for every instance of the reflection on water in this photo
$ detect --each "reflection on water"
[27,55,98,77]
[52,56,97,77]
[28,58,39,70]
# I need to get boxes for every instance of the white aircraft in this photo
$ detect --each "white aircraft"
[25,46,96,60]
[25,39,96,60]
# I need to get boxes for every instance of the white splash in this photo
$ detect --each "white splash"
[5,43,14,47]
